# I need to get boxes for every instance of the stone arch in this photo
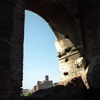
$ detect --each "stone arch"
[24,0,87,89]
[25,0,83,47]
[1,0,100,98]
[0,0,85,97]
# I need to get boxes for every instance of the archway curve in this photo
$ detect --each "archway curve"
[25,0,84,52]
[25,0,76,40]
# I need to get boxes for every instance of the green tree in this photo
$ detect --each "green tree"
[25,92,32,96]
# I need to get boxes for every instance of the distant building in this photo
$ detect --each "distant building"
[33,75,53,92]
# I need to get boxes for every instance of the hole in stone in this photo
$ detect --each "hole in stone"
[77,65,80,68]
[64,35,69,39]
[65,47,71,52]
[65,57,68,62]
[63,72,69,76]
[57,52,62,58]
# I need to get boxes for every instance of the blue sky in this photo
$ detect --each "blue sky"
[23,10,61,89]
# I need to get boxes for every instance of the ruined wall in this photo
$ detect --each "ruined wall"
[53,0,88,87]
[0,0,100,99]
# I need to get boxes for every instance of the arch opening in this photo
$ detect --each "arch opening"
[23,0,87,91]
[22,10,60,95]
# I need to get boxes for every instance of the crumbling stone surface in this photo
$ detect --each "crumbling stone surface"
[55,38,86,83]
[22,77,100,100]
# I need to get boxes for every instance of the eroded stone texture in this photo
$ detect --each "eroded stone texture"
[54,36,87,87]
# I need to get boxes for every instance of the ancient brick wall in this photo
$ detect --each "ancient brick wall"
[0,0,24,97]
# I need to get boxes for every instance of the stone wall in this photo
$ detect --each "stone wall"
[79,0,100,89]
[0,0,24,97]
[0,0,100,99]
